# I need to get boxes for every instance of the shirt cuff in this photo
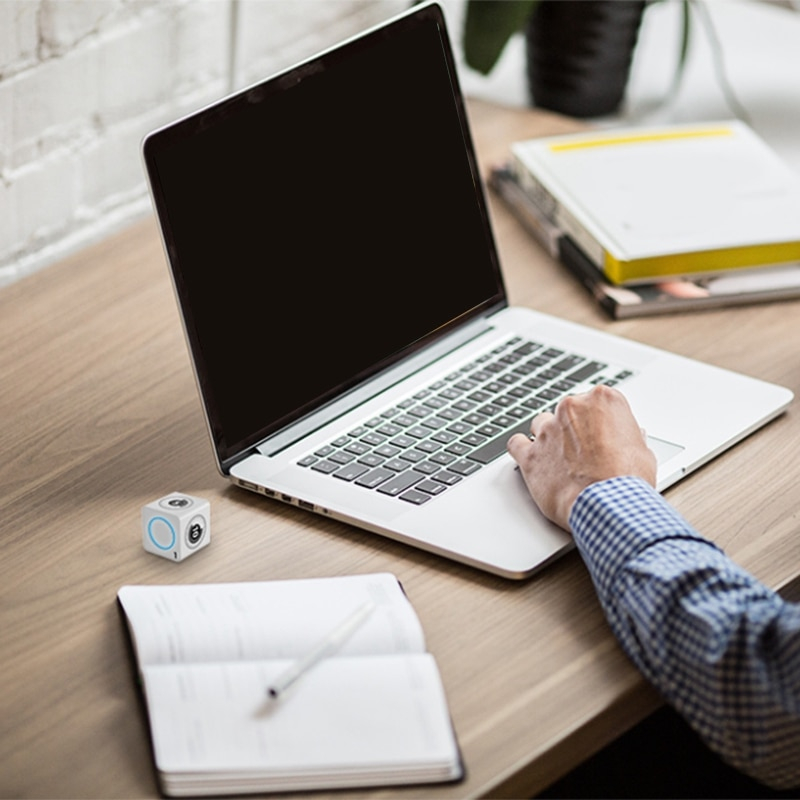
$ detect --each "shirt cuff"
[568,476,716,597]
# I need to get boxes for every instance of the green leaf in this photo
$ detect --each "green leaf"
[463,0,539,75]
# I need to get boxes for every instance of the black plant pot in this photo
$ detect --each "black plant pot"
[525,0,646,118]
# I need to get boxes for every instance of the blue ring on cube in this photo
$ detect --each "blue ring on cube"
[148,516,177,550]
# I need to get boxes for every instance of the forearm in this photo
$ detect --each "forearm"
[570,477,800,790]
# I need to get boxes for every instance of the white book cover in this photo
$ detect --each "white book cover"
[510,121,800,284]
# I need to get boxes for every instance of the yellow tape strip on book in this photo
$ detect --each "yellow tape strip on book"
[604,242,800,285]
[548,126,735,152]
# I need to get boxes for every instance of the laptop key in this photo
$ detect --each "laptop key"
[377,471,423,496]
[398,489,431,505]
[466,418,534,464]
[415,439,442,453]
[333,463,370,481]
[344,441,371,456]
[446,442,473,456]
[355,467,394,488]
[476,424,502,437]
[311,460,340,474]
[449,459,481,476]
[358,453,385,467]
[384,457,411,471]
[431,470,462,486]
[416,479,447,495]
[521,397,546,411]
[551,355,584,372]
[566,360,607,383]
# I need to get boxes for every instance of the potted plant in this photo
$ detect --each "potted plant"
[462,0,689,119]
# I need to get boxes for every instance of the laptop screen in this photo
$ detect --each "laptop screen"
[144,4,505,466]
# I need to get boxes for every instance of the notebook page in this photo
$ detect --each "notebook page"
[118,573,425,667]
[142,654,460,780]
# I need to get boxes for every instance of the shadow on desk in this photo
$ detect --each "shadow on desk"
[537,705,797,799]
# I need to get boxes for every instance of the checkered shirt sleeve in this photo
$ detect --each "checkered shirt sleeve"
[569,476,800,790]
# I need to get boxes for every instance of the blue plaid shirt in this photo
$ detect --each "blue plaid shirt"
[570,476,800,790]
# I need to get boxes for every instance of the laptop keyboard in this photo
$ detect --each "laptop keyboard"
[296,336,632,505]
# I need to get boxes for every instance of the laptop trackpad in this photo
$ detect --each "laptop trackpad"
[648,435,685,465]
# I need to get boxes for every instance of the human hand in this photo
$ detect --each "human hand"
[506,385,657,531]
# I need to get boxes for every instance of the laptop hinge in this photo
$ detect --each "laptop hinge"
[254,316,496,457]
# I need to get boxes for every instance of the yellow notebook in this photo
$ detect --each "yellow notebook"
[510,121,800,285]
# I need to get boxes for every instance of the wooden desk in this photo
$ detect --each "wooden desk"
[2,100,799,799]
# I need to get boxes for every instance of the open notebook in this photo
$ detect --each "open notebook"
[118,573,462,795]
[142,1,792,578]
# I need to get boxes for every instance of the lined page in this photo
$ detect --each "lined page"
[118,573,425,667]
[142,654,460,779]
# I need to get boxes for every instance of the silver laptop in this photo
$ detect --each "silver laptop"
[142,2,792,579]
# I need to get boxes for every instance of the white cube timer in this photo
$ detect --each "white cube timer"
[142,492,210,561]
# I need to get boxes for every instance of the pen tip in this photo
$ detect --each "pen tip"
[267,687,278,699]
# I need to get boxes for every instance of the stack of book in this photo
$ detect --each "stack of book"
[491,121,800,318]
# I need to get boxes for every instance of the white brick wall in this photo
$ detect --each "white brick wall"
[0,0,412,287]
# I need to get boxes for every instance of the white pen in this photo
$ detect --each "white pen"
[267,600,376,699]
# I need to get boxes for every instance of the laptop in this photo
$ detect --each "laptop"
[142,1,792,579]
